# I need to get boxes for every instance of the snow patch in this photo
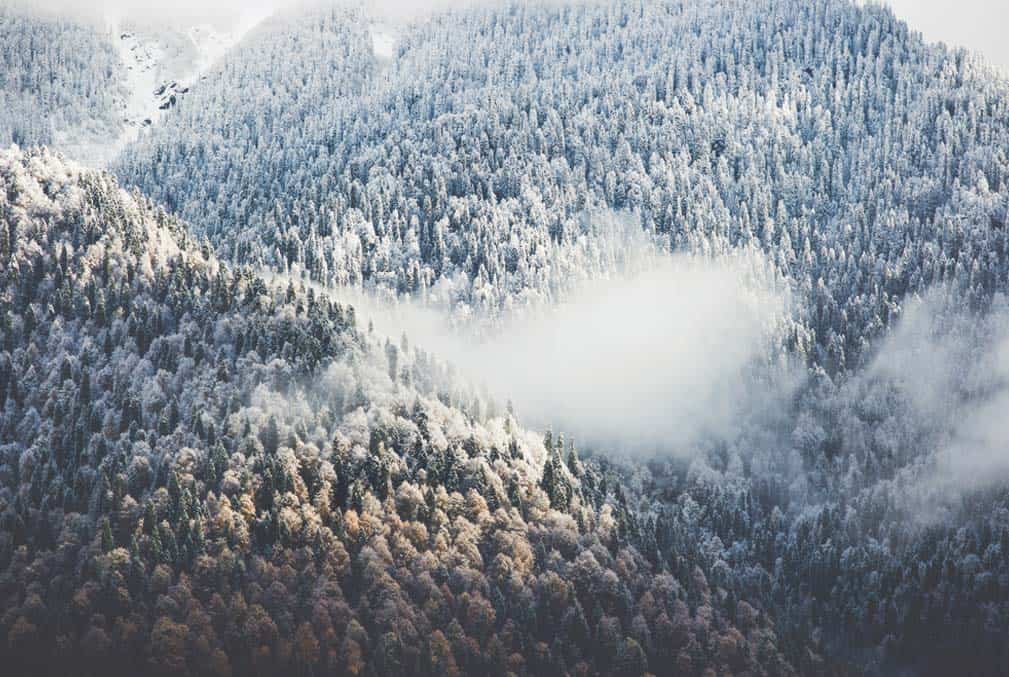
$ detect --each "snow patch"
[95,11,271,166]
[113,29,168,142]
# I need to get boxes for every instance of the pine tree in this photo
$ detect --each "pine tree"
[100,517,114,553]
[262,415,280,455]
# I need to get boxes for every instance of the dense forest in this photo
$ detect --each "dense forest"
[0,4,123,155]
[117,0,1009,362]
[3,0,1009,675]
[0,148,802,675]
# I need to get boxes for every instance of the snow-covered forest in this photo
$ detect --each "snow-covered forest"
[3,0,1009,675]
[0,147,798,676]
[118,0,1009,358]
[0,5,124,153]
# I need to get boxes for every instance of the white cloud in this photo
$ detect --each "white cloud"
[296,244,797,457]
[459,252,794,453]
[867,292,1009,516]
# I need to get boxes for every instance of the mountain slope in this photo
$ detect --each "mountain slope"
[107,15,271,161]
[0,6,125,155]
[8,0,1009,674]
[117,0,1009,359]
[0,147,796,676]
[0,3,263,166]
[110,2,1009,674]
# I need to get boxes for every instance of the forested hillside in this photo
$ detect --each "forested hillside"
[5,0,1009,675]
[118,0,1009,364]
[0,5,124,155]
[0,147,803,676]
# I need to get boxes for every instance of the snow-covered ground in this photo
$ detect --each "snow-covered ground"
[110,23,234,140]
[70,10,392,166]
[83,9,272,166]
[113,29,169,140]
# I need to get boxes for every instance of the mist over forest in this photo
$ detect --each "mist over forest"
[2,0,1009,675]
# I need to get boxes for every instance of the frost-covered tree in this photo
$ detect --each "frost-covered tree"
[0,4,123,151]
[0,147,794,676]
[118,0,1009,365]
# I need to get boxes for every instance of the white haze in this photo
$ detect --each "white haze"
[869,293,1009,516]
[4,0,507,25]
[927,318,1009,499]
[14,0,1009,73]
[1,0,282,28]
[456,254,791,453]
[278,247,795,456]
